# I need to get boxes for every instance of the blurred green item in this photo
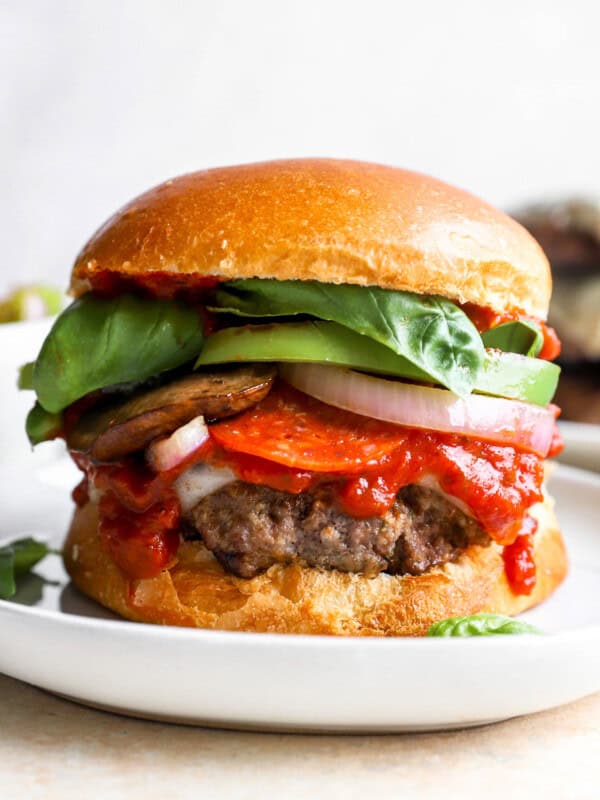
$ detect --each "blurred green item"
[427,613,542,636]
[0,285,64,323]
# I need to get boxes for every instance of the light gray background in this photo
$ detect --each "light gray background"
[2,0,599,292]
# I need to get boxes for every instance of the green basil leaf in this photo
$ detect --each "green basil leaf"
[18,361,35,390]
[0,550,16,599]
[12,538,51,576]
[211,280,484,396]
[33,294,205,413]
[26,403,63,445]
[196,322,560,405]
[481,321,544,357]
[426,613,542,637]
[0,538,51,600]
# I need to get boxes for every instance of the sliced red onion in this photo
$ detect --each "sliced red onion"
[147,415,209,473]
[280,363,556,458]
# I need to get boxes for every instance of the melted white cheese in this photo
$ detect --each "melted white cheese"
[417,474,474,517]
[174,463,237,512]
[171,463,473,518]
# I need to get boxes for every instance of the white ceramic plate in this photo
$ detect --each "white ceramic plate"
[0,453,599,732]
[559,421,600,473]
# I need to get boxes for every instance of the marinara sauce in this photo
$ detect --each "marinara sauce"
[87,270,221,300]
[462,302,561,361]
[71,445,211,580]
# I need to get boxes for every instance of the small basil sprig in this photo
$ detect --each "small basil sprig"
[32,293,205,414]
[211,279,485,397]
[427,613,542,636]
[481,320,543,357]
[0,538,54,599]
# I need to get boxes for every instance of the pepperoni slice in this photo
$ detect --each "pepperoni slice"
[208,382,410,472]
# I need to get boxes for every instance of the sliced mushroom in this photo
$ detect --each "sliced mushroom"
[66,365,276,462]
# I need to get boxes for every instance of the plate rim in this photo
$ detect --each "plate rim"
[559,419,600,443]
[2,595,599,649]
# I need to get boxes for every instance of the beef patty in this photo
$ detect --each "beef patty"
[184,481,490,579]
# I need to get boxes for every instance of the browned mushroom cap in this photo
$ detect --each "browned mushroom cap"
[66,365,276,462]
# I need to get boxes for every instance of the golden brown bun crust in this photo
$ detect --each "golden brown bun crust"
[64,492,566,636]
[71,159,551,318]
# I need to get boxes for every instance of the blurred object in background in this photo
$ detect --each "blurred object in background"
[515,200,600,424]
[0,285,64,323]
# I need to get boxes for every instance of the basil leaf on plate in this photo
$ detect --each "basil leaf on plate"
[25,403,63,445]
[481,320,544,357]
[211,280,484,396]
[32,293,205,413]
[0,538,52,600]
[426,613,542,637]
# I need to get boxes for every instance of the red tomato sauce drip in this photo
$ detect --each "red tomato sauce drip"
[537,323,561,361]
[95,460,179,580]
[73,454,195,580]
[88,270,221,300]
[98,492,180,580]
[338,447,419,517]
[461,302,516,333]
[502,517,538,595]
[461,302,561,361]
[433,438,543,545]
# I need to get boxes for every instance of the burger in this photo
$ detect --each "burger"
[22,159,567,635]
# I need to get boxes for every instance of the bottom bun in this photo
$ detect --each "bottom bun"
[64,491,567,636]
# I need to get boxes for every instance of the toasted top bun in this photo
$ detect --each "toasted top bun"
[71,159,551,318]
